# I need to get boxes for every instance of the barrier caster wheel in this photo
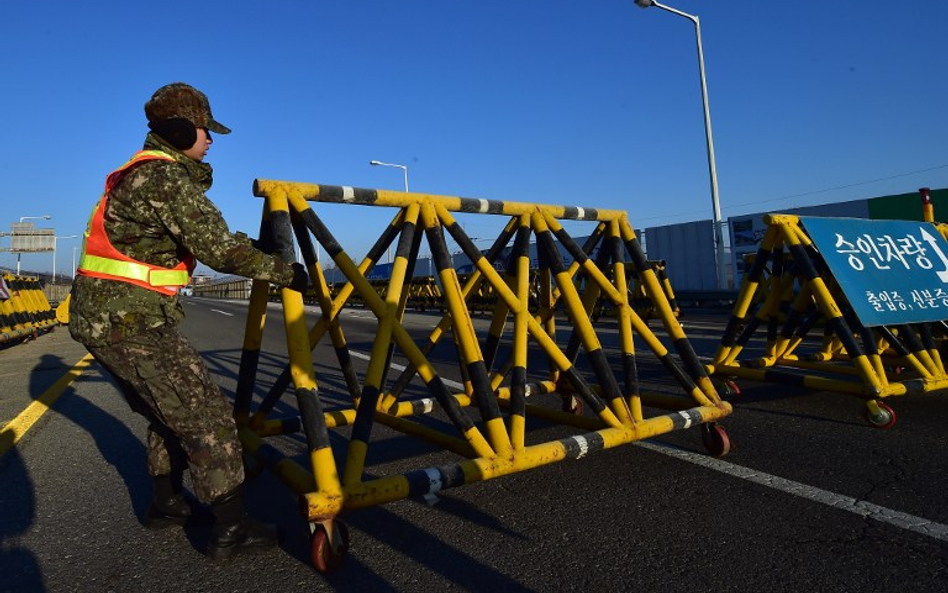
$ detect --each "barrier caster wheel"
[562,395,584,416]
[714,378,741,400]
[725,379,741,397]
[311,520,349,572]
[865,401,897,430]
[701,423,731,457]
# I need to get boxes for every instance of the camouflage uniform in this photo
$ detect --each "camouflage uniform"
[70,131,294,503]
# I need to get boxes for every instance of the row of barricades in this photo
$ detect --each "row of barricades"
[0,274,58,345]
[95,177,935,573]
[591,261,679,321]
[268,262,680,319]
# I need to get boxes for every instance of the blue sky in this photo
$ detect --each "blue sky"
[3,0,947,276]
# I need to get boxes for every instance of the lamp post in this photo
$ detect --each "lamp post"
[72,246,79,279]
[369,160,411,265]
[634,0,727,289]
[52,235,78,282]
[369,160,409,192]
[15,215,51,275]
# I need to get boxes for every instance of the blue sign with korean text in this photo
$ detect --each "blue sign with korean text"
[800,217,948,327]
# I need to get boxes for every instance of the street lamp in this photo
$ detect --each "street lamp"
[634,0,727,289]
[369,160,411,264]
[15,214,52,275]
[52,235,78,282]
[20,215,51,223]
[369,160,409,192]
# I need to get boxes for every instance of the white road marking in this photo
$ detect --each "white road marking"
[636,440,948,542]
[348,347,948,543]
[343,310,376,318]
[210,309,234,316]
[349,350,465,389]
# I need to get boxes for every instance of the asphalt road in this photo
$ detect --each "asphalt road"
[2,296,948,592]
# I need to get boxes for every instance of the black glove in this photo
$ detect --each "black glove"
[288,262,309,293]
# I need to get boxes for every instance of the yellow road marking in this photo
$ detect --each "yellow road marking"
[0,353,94,459]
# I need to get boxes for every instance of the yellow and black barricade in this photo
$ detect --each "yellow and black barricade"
[237,180,731,571]
[592,260,680,321]
[0,274,57,345]
[710,212,948,429]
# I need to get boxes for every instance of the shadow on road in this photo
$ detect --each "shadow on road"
[0,431,44,593]
[248,474,537,593]
[32,354,151,517]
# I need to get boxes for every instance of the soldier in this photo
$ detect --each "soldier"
[69,82,307,560]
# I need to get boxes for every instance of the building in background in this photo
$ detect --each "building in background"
[643,220,719,293]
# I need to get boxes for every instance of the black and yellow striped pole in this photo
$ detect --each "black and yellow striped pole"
[237,178,736,569]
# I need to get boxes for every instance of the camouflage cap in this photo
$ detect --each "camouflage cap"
[144,83,231,134]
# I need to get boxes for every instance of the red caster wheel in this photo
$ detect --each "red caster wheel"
[701,423,731,457]
[865,401,896,430]
[714,378,741,400]
[311,519,350,572]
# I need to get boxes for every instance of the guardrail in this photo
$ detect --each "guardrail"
[191,277,253,300]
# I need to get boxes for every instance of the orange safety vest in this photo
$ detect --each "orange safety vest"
[76,150,195,296]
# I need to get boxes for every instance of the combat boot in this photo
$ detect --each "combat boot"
[143,474,191,529]
[143,494,192,528]
[207,488,278,560]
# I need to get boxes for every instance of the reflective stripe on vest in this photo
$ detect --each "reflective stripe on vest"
[76,150,194,296]
[79,254,191,287]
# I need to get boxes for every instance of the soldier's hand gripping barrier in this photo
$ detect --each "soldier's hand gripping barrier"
[237,179,732,571]
[710,212,948,430]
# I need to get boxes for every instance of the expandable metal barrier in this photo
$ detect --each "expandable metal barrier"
[710,202,948,430]
[270,260,679,320]
[1,274,57,345]
[592,260,680,321]
[237,180,732,571]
